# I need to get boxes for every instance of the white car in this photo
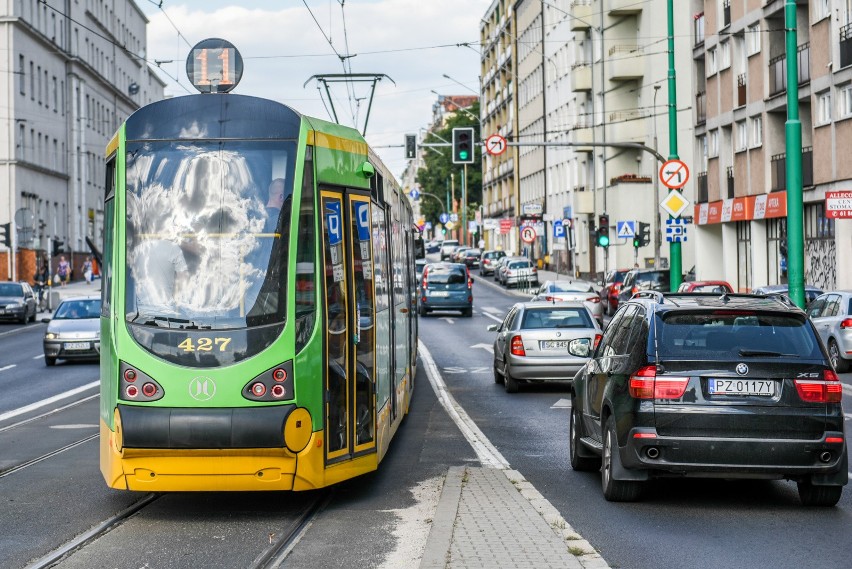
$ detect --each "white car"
[531,280,603,325]
[439,239,460,260]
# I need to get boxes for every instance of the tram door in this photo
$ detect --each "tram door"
[320,190,377,463]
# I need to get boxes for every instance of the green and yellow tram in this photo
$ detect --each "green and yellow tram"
[98,40,418,491]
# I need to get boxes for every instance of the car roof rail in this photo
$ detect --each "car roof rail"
[758,292,798,308]
[631,290,665,303]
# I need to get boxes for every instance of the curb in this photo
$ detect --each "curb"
[419,466,464,569]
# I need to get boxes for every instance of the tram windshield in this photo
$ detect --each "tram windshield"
[124,140,296,330]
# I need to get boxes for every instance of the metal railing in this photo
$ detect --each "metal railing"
[768,43,810,97]
[697,171,708,203]
[842,23,852,68]
[771,148,813,190]
[723,0,731,28]
[696,91,707,124]
[737,74,746,107]
[694,12,705,46]
[726,166,735,199]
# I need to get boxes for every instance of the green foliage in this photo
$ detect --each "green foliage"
[415,102,482,227]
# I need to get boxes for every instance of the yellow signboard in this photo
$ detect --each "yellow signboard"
[660,190,690,218]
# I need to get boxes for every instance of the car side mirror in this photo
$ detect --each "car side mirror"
[487,324,498,332]
[41,317,51,323]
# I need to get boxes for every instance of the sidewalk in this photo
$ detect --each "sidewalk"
[37,278,100,318]
[420,466,610,569]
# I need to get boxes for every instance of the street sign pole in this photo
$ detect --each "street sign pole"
[785,0,805,308]
[667,0,682,291]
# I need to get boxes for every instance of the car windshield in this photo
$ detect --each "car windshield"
[522,307,592,329]
[55,300,101,319]
[0,283,23,296]
[656,311,823,360]
[549,282,593,293]
[124,140,296,330]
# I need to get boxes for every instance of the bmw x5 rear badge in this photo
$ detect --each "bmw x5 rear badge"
[735,363,749,376]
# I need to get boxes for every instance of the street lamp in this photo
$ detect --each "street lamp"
[431,90,479,122]
[442,73,478,95]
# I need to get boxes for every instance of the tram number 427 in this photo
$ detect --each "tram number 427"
[178,337,233,352]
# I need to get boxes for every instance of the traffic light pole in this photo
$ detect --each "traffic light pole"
[666,0,682,291]
[785,0,805,308]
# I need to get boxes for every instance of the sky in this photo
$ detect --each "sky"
[138,0,491,179]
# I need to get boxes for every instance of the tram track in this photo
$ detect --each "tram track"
[250,490,333,569]
[0,433,99,479]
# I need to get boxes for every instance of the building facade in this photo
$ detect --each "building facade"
[0,0,164,281]
[691,0,852,291]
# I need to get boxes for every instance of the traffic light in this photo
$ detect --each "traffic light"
[0,222,10,248]
[441,227,447,236]
[637,222,651,247]
[405,134,417,159]
[595,214,610,247]
[452,127,475,164]
[52,238,64,254]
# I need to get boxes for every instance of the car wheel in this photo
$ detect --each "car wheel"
[493,361,504,384]
[601,416,643,502]
[418,305,428,317]
[462,307,473,317]
[570,405,601,472]
[797,480,842,507]
[45,357,56,367]
[29,308,36,323]
[504,362,519,393]
[828,340,850,373]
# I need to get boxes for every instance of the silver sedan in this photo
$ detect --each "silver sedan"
[530,279,603,325]
[807,290,852,372]
[488,301,602,393]
[42,296,101,366]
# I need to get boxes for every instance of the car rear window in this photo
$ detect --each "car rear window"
[656,311,823,360]
[636,271,669,288]
[522,307,593,329]
[427,268,466,284]
[550,282,594,293]
[510,261,531,269]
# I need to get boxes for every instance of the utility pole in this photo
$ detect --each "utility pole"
[653,85,662,269]
[667,0,682,291]
[785,0,805,308]
[462,164,468,246]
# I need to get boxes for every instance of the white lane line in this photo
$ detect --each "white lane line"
[0,364,17,372]
[419,340,509,469]
[843,383,852,396]
[551,398,572,409]
[481,306,503,314]
[483,312,502,323]
[32,354,44,360]
[845,413,852,421]
[0,380,99,422]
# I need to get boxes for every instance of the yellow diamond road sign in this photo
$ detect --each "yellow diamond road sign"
[661,190,690,218]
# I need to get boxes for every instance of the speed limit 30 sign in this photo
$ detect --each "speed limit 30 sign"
[485,134,507,156]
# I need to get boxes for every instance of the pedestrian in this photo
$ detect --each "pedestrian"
[83,256,93,285]
[57,255,71,287]
[33,263,50,309]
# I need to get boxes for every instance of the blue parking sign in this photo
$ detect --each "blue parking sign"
[325,201,342,246]
[553,220,565,238]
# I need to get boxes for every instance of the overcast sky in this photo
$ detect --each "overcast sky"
[138,0,491,178]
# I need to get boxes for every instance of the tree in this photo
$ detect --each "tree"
[415,102,482,229]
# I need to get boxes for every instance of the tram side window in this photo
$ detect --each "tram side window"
[101,156,115,317]
[372,204,390,313]
[295,150,316,352]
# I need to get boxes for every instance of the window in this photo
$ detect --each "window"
[709,129,719,157]
[839,85,852,118]
[720,41,731,70]
[746,24,761,55]
[815,0,830,21]
[751,115,763,147]
[817,91,832,125]
[708,48,718,74]
[18,55,25,95]
[736,120,747,151]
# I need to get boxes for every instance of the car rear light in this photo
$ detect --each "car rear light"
[633,432,657,439]
[587,295,600,303]
[795,370,842,403]
[468,279,474,289]
[613,284,621,292]
[510,335,526,356]
[826,436,844,444]
[628,366,689,399]
[421,296,427,303]
[531,267,537,273]
[840,318,852,329]
[631,286,639,295]
[593,334,602,349]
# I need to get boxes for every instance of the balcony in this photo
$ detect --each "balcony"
[696,91,707,124]
[607,45,644,81]
[697,171,709,203]
[841,23,852,68]
[694,12,705,47]
[768,43,811,97]
[607,110,646,142]
[569,1,593,31]
[571,63,592,91]
[722,0,731,28]
[573,124,594,153]
[609,0,642,15]
[726,166,735,199]
[737,74,746,107]
[771,147,814,191]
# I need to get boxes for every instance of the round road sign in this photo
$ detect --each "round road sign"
[485,134,508,156]
[520,225,537,243]
[659,159,690,190]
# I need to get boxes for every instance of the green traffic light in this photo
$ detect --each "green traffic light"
[459,151,469,160]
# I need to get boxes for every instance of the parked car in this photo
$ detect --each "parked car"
[530,280,603,325]
[807,291,852,372]
[480,250,507,276]
[460,248,482,268]
[42,296,102,366]
[570,292,846,506]
[0,281,38,324]
[753,284,824,304]
[494,255,521,282]
[440,239,460,260]
[418,262,473,317]
[452,246,472,263]
[600,269,630,316]
[676,280,734,293]
[617,268,670,304]
[425,240,442,255]
[488,302,602,393]
[501,259,539,288]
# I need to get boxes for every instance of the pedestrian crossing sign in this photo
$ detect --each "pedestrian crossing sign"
[616,220,635,238]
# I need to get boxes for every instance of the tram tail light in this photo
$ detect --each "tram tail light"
[141,383,158,397]
[510,335,526,357]
[126,385,139,398]
[119,363,163,402]
[271,385,285,398]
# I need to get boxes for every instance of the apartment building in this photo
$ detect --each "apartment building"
[480,0,520,255]
[0,0,164,280]
[692,0,852,290]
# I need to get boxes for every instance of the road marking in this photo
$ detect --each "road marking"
[439,317,456,325]
[32,354,44,360]
[481,306,503,314]
[0,380,99,422]
[419,341,509,469]
[845,413,852,421]
[470,343,494,354]
[483,312,502,323]
[0,364,16,372]
[842,383,852,396]
[551,398,572,409]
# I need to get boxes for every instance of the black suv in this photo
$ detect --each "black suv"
[570,292,847,506]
